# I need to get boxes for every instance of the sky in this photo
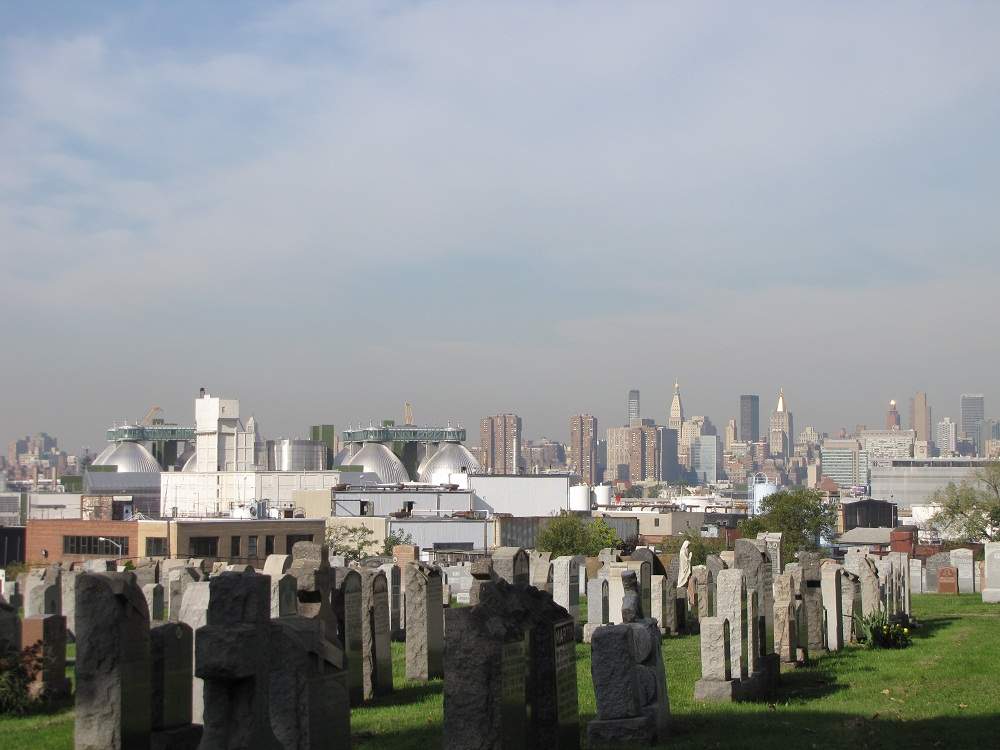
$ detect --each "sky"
[1,1,999,455]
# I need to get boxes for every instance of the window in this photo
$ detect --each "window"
[189,537,219,557]
[265,535,275,556]
[145,537,168,557]
[285,534,313,552]
[248,535,259,558]
[230,536,241,558]
[63,536,129,556]
[654,518,659,527]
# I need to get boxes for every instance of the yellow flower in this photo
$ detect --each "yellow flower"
[903,628,909,635]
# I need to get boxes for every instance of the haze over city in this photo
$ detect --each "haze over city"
[2,1,999,452]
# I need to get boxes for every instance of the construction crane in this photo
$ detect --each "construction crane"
[141,406,164,426]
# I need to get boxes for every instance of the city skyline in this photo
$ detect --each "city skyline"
[2,3,999,455]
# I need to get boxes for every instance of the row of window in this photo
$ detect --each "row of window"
[63,536,130,556]
[135,534,317,560]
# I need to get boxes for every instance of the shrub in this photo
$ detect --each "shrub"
[0,643,43,716]
[856,610,913,649]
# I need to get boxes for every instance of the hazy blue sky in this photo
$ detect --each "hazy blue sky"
[2,1,998,454]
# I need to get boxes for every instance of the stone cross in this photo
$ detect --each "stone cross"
[195,571,281,750]
[74,572,151,750]
[588,619,669,746]
[404,561,444,681]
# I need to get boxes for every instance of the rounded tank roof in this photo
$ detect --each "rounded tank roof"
[176,444,195,470]
[418,442,481,483]
[333,445,359,466]
[94,441,161,473]
[182,451,198,472]
[92,443,116,465]
[349,442,409,484]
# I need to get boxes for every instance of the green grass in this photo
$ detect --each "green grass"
[2,595,997,749]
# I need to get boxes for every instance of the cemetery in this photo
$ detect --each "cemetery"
[0,542,997,749]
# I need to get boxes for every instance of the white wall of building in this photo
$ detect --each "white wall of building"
[463,474,571,516]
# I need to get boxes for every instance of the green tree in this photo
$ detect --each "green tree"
[537,514,621,557]
[738,488,836,560]
[930,462,1000,542]
[326,523,379,562]
[383,529,416,556]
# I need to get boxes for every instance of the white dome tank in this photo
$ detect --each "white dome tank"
[349,442,410,484]
[594,484,613,507]
[569,484,592,511]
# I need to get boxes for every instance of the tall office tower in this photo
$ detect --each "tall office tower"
[606,426,631,482]
[479,414,523,475]
[569,414,598,485]
[936,417,957,455]
[691,434,721,485]
[628,424,660,482]
[656,427,679,483]
[886,400,901,429]
[724,419,738,452]
[960,394,985,454]
[909,392,931,443]
[739,395,760,443]
[768,388,794,458]
[668,381,684,430]
[628,390,640,424]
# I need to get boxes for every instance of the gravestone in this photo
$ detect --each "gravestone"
[6,576,23,611]
[607,561,651,622]
[195,571,281,750]
[551,556,580,625]
[475,580,579,749]
[268,616,350,750]
[404,562,444,681]
[529,550,553,592]
[619,570,642,624]
[583,578,610,643]
[772,573,798,663]
[270,573,298,618]
[598,548,620,568]
[840,571,862,644]
[950,548,975,593]
[756,532,783,578]
[332,567,364,705]
[289,542,344,665]
[650,574,668,634]
[735,540,773,655]
[443,592,528,749]
[716,570,749,681]
[798,552,825,654]
[359,568,393,699]
[166,567,200,622]
[177,581,211,724]
[910,558,924,594]
[706,555,726,616]
[26,566,61,617]
[468,557,495,606]
[924,551,950,593]
[379,563,404,640]
[75,572,151,749]
[61,570,79,639]
[150,622,201,750]
[691,565,711,620]
[821,564,844,651]
[983,542,1000,603]
[693,616,738,701]
[890,552,912,618]
[143,583,165,621]
[493,547,530,586]
[630,547,667,576]
[262,554,291,579]
[588,619,669,746]
[132,559,159,588]
[858,556,881,617]
[22,614,70,699]
[720,551,735,567]
[0,600,20,655]
[938,566,959,594]
[392,544,420,564]
[81,559,115,572]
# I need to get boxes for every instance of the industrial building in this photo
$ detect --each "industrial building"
[869,458,994,507]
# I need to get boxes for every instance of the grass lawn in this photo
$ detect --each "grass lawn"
[2,594,997,749]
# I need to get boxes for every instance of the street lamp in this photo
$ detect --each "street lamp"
[97,536,123,556]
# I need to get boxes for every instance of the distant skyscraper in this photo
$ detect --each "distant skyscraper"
[886,400,901,429]
[668,381,684,431]
[739,395,760,443]
[936,417,957,455]
[569,414,598,485]
[960,394,985,454]
[628,389,640,425]
[657,427,679,483]
[768,388,793,458]
[480,414,522,475]
[309,424,337,469]
[908,392,931,443]
[691,434,721,485]
[724,418,738,452]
